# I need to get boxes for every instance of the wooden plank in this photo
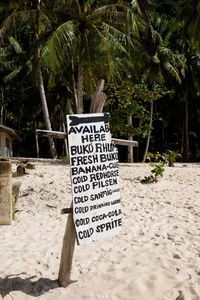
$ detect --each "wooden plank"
[58,202,76,287]
[36,129,67,139]
[36,129,138,147]
[112,138,138,147]
[61,208,73,214]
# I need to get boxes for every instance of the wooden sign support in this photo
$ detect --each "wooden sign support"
[58,202,76,287]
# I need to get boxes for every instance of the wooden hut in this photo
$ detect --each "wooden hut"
[0,125,21,157]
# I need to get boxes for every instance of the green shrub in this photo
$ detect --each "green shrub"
[164,150,181,166]
[59,155,69,161]
[141,162,165,184]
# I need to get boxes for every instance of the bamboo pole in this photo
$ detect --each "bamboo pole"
[0,158,12,225]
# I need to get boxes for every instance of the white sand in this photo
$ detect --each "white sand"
[0,162,200,300]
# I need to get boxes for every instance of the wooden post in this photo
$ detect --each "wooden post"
[61,113,69,157]
[58,202,76,287]
[0,158,12,225]
[127,115,133,163]
[34,121,40,158]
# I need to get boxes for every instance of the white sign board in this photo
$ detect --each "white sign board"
[67,113,122,246]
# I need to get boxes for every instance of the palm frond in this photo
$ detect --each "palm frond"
[3,66,23,82]
[129,12,145,39]
[90,23,112,73]
[3,61,13,71]
[0,47,9,59]
[25,60,33,74]
[163,62,181,84]
[50,21,76,71]
[8,36,23,54]
[102,22,136,60]
[41,38,51,68]
[178,0,200,47]
[92,4,124,18]
[159,46,173,60]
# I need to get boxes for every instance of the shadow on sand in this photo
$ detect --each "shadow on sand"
[0,274,59,298]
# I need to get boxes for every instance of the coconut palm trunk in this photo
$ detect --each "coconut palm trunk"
[185,77,190,161]
[127,115,133,163]
[71,60,83,114]
[0,89,4,124]
[142,101,153,162]
[38,67,57,158]
[125,9,133,163]
[136,0,155,43]
[36,0,57,159]
[77,67,84,114]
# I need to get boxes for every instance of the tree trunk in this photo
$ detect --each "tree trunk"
[38,67,57,159]
[77,67,83,114]
[34,120,40,158]
[36,0,57,159]
[125,11,133,163]
[0,88,3,124]
[136,0,155,44]
[90,79,107,113]
[142,101,153,162]
[127,115,133,163]
[185,78,189,161]
[181,118,184,158]
[61,111,69,157]
[71,58,78,111]
[161,118,167,152]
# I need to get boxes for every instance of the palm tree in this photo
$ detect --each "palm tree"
[120,0,156,162]
[179,0,200,47]
[132,13,185,161]
[172,36,200,161]
[136,0,155,43]
[35,0,57,158]
[47,0,130,114]
[0,0,58,158]
[177,0,200,160]
[0,35,33,129]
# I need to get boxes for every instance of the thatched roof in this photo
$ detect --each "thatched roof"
[0,125,21,141]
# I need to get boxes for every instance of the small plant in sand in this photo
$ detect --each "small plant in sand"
[142,150,181,183]
[141,161,165,184]
[164,150,181,167]
[145,152,167,163]
[150,162,165,182]
[59,155,69,161]
[34,173,44,177]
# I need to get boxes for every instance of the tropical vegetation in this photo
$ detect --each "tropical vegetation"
[0,0,200,162]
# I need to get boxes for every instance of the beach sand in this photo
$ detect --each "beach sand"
[0,162,200,300]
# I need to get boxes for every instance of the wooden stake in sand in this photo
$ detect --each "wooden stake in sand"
[58,203,76,287]
[0,158,12,225]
